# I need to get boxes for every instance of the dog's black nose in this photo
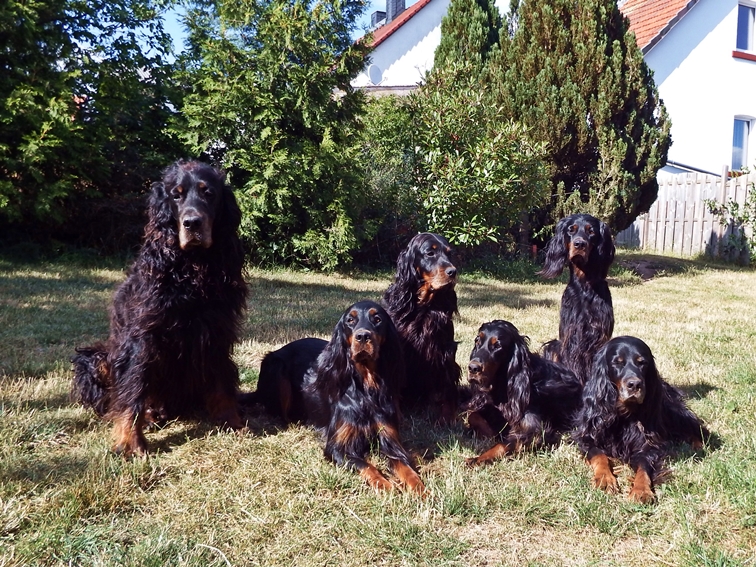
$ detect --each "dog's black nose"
[182,216,202,230]
[572,238,587,250]
[468,360,482,375]
[446,266,457,278]
[354,330,372,344]
[625,377,642,393]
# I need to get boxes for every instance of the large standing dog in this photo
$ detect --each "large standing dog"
[71,160,248,456]
[540,213,615,383]
[383,232,461,422]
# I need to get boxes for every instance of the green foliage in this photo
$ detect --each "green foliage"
[434,0,502,70]
[357,95,418,252]
[408,64,549,246]
[492,0,671,233]
[706,175,756,265]
[0,0,182,224]
[177,0,369,270]
[359,65,548,250]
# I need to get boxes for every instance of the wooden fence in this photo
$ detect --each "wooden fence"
[615,167,754,261]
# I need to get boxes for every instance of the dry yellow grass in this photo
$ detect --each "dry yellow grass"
[1,252,754,566]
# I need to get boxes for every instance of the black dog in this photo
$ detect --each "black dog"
[383,232,460,422]
[463,320,582,466]
[248,301,425,495]
[71,161,248,456]
[573,336,710,503]
[540,213,615,383]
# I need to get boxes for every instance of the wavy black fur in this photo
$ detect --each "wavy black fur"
[573,336,710,501]
[383,232,461,422]
[256,301,423,492]
[71,160,248,456]
[539,213,615,383]
[464,320,582,465]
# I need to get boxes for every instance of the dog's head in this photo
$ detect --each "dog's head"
[584,336,663,421]
[602,336,658,413]
[341,300,392,367]
[467,320,531,420]
[540,213,615,279]
[151,161,229,250]
[398,232,457,302]
[318,300,404,395]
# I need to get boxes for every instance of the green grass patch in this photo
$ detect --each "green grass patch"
[1,251,755,565]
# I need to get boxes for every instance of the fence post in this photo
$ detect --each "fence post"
[715,166,730,257]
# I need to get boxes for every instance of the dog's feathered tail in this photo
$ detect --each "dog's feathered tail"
[71,344,112,417]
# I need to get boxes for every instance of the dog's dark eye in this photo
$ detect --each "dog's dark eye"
[373,315,382,324]
[635,357,646,367]
[172,192,181,201]
[345,316,355,325]
[585,225,594,235]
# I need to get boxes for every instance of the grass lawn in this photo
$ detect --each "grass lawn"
[1,250,755,566]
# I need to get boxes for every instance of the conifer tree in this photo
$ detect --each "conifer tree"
[434,0,502,70]
[178,0,370,270]
[491,0,671,232]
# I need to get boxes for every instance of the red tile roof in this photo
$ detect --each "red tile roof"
[621,0,700,52]
[366,0,434,48]
[362,0,699,54]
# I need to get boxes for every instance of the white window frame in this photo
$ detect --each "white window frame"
[736,1,756,52]
[732,116,754,171]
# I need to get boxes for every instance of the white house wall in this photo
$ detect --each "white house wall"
[647,0,756,174]
[354,0,451,88]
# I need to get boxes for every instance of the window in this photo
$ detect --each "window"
[737,3,756,51]
[732,118,751,170]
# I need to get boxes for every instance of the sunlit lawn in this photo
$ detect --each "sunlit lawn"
[1,251,754,566]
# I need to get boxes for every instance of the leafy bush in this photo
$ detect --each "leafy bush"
[706,176,756,265]
[408,64,549,246]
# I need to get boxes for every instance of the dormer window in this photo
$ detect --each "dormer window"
[737,2,756,51]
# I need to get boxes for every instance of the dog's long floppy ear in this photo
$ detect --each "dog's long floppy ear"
[596,220,616,278]
[636,343,663,425]
[315,311,356,399]
[147,180,175,231]
[216,166,242,233]
[505,332,532,424]
[383,234,421,315]
[539,217,571,278]
[575,342,618,441]
[396,234,421,285]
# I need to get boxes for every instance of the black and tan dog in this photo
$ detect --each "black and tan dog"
[245,301,425,495]
[383,232,461,422]
[540,213,615,384]
[463,320,582,466]
[573,336,710,503]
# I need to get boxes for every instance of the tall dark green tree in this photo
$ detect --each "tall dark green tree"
[177,0,370,270]
[433,0,502,70]
[491,0,671,232]
[0,0,181,225]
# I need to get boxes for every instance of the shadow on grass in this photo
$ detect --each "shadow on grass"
[0,451,91,484]
[677,382,719,400]
[611,251,752,287]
